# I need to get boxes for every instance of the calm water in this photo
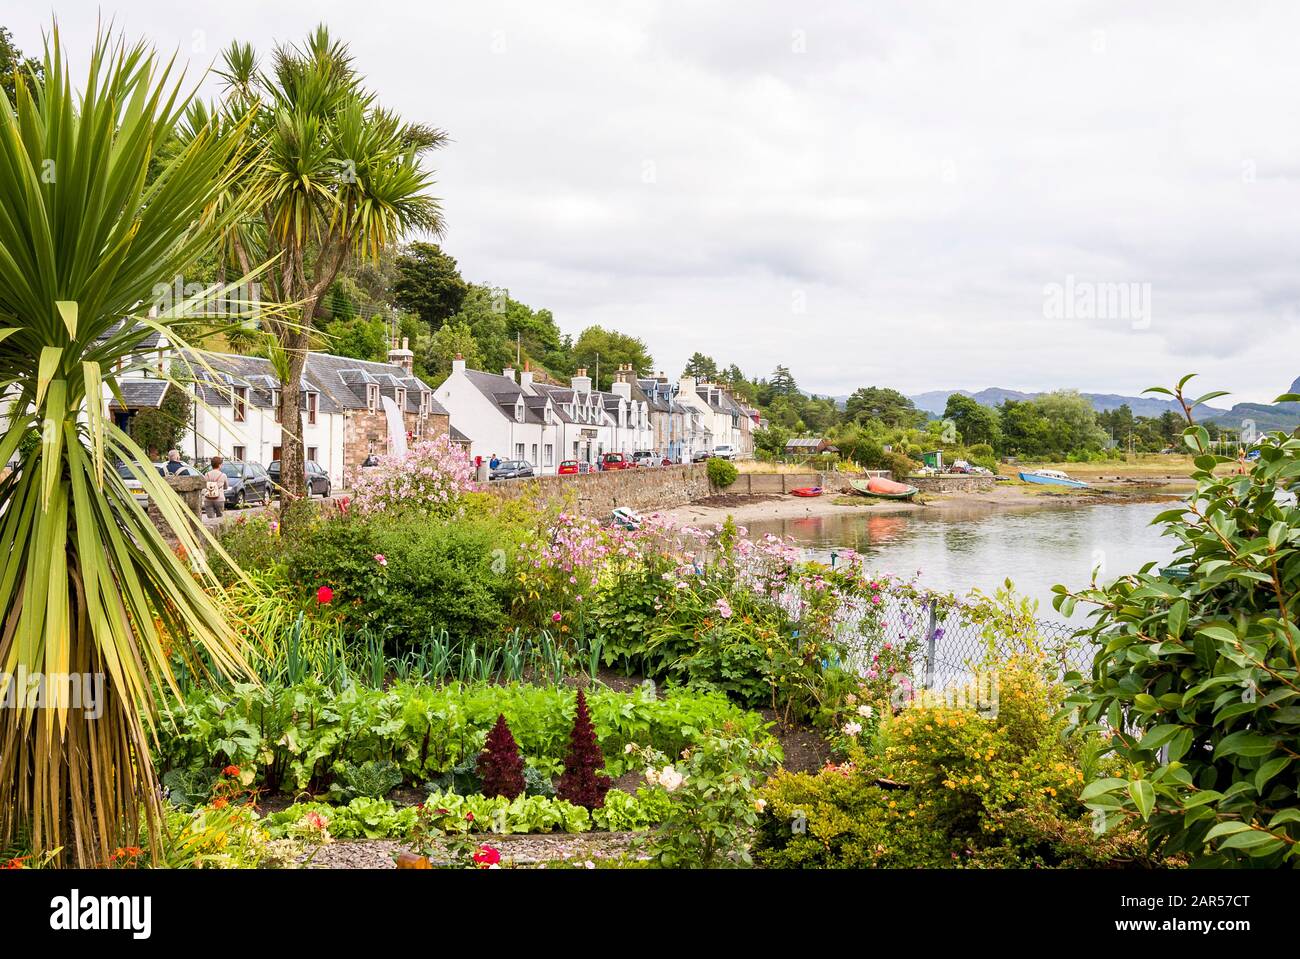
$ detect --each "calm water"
[746,499,1181,622]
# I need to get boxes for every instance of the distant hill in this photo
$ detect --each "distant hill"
[908,385,1300,434]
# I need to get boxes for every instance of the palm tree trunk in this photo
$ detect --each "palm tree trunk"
[278,334,309,510]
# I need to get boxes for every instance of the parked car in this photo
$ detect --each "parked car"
[631,451,661,468]
[558,460,581,475]
[267,459,332,498]
[220,460,272,508]
[115,461,151,505]
[490,459,535,480]
[692,449,713,463]
[712,444,738,461]
[599,452,634,471]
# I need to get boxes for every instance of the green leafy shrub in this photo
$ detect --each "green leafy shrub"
[1060,376,1300,867]
[630,731,783,868]
[756,658,1155,868]
[280,513,511,649]
[706,457,738,488]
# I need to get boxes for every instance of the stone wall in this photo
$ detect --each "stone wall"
[909,473,998,493]
[147,474,204,543]
[725,471,825,495]
[483,464,714,515]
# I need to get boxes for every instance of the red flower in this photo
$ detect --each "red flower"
[465,812,475,822]
[222,764,240,777]
[316,586,334,604]
[472,844,500,868]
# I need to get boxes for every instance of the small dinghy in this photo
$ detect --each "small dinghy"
[789,486,823,497]
[849,477,919,500]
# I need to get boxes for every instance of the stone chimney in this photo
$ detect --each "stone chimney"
[502,365,516,383]
[571,367,592,394]
[451,352,466,375]
[614,363,636,385]
[519,359,534,392]
[679,375,697,397]
[388,336,414,375]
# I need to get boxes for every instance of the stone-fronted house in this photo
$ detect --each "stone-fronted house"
[638,373,705,463]
[187,339,448,488]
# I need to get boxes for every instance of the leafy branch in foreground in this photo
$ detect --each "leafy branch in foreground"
[1058,374,1300,866]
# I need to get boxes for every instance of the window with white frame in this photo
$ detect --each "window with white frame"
[306,391,318,426]
[543,444,553,467]
[233,386,248,422]
[272,389,281,423]
[367,384,378,412]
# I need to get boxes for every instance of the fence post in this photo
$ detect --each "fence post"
[923,602,938,690]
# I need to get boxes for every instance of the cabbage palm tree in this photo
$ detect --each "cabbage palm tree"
[0,29,256,865]
[193,27,444,508]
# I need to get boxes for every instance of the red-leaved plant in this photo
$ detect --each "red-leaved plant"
[557,689,612,809]
[477,714,525,800]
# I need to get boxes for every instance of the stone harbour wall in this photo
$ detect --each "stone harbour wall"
[483,464,715,515]
[909,473,998,493]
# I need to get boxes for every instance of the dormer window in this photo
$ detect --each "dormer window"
[516,400,525,423]
[233,386,248,422]
[272,388,281,423]
[396,388,406,411]
[367,384,378,412]
[306,391,318,426]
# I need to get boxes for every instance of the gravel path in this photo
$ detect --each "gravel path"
[306,830,646,869]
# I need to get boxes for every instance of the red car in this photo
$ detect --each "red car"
[599,452,634,471]
[558,460,580,475]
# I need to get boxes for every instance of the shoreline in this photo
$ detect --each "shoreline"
[659,479,1189,527]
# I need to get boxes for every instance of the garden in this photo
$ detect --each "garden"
[1,24,1297,875]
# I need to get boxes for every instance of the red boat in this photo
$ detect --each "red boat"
[789,486,823,497]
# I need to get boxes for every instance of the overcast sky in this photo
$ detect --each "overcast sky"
[10,2,1300,402]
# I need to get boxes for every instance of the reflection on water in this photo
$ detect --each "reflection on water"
[746,500,1180,622]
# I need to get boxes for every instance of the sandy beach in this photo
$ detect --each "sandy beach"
[660,477,1189,527]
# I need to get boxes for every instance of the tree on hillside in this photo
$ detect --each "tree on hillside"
[418,319,482,383]
[943,393,1002,448]
[572,326,653,391]
[845,386,925,429]
[683,352,719,381]
[769,365,799,398]
[392,241,468,329]
[188,27,445,510]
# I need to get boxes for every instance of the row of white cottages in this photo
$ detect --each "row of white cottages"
[432,356,756,471]
[48,325,755,485]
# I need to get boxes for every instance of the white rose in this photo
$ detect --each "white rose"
[659,766,685,792]
[857,704,874,718]
[843,720,863,737]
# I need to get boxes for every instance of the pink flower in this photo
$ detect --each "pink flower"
[374,554,388,567]
[551,611,563,623]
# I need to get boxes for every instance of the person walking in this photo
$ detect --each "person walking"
[203,456,228,519]
[489,453,501,471]
[165,449,185,474]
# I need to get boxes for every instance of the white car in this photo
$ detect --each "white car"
[712,445,738,460]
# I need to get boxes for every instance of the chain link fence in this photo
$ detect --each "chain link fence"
[862,591,1094,688]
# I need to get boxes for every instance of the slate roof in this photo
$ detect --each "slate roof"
[109,379,169,410]
[187,351,444,417]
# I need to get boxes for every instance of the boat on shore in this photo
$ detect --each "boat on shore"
[849,477,919,500]
[1017,469,1088,489]
[790,486,823,497]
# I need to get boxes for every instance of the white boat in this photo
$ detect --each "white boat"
[1017,469,1088,489]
